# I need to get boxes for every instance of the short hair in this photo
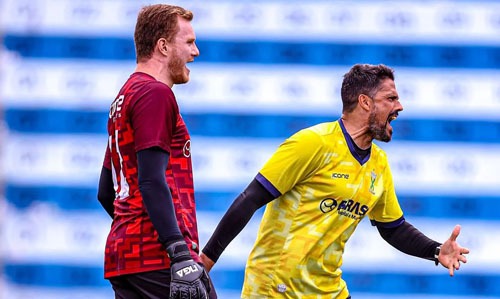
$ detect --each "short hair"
[341,64,395,113]
[134,4,194,63]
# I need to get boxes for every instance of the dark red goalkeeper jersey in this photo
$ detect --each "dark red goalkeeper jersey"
[103,72,200,278]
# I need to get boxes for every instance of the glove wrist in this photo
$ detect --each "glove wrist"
[166,240,192,264]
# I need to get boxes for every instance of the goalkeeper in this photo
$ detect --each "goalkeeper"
[97,4,215,299]
[201,64,469,299]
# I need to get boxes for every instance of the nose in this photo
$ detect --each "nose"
[396,99,404,112]
[193,42,200,57]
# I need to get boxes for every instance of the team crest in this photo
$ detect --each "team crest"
[369,170,377,194]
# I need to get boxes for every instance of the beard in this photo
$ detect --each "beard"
[168,49,189,85]
[367,108,392,143]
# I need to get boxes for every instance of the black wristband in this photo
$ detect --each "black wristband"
[166,241,192,264]
[434,246,441,266]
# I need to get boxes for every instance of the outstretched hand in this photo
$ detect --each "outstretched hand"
[438,225,470,276]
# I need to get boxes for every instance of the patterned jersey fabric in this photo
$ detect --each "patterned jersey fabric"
[243,120,404,298]
[103,72,199,278]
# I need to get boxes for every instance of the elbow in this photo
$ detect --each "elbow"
[376,225,393,243]
[97,192,108,206]
[97,189,115,218]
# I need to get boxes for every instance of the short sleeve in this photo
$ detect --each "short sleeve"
[259,129,325,195]
[368,162,404,226]
[130,82,178,153]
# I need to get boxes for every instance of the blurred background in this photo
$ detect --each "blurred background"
[1,0,500,298]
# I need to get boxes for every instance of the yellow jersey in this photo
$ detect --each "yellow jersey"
[242,120,404,299]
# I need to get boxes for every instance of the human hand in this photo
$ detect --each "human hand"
[167,241,210,299]
[438,225,470,276]
[200,253,215,273]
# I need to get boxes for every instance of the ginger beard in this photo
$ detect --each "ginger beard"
[168,47,190,85]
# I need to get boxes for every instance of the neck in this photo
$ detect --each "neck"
[341,114,372,149]
[135,58,173,87]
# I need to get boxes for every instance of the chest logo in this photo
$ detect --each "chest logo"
[332,172,349,179]
[369,170,377,194]
[320,198,369,219]
[183,140,191,158]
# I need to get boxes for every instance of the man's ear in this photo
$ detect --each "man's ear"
[157,38,169,56]
[358,94,372,111]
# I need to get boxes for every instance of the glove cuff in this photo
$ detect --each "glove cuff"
[166,241,192,264]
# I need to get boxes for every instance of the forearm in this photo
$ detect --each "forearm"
[97,166,115,218]
[138,148,184,247]
[202,178,275,262]
[377,221,441,260]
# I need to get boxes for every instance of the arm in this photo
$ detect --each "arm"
[97,166,115,218]
[138,147,211,297]
[377,220,440,259]
[377,221,469,276]
[137,147,184,245]
[201,177,276,272]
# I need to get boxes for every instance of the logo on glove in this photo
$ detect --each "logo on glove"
[176,264,199,277]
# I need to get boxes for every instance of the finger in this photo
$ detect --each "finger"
[461,248,470,254]
[458,255,468,263]
[448,264,455,276]
[454,260,460,270]
[449,224,461,242]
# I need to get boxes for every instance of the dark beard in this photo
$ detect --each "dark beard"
[368,109,391,142]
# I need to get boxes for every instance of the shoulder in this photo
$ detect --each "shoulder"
[283,122,338,156]
[129,73,175,99]
[144,81,175,98]
[293,122,339,145]
[371,143,390,163]
[297,122,337,137]
[131,80,177,110]
[290,126,324,146]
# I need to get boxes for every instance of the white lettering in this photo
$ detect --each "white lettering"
[176,265,199,277]
[109,95,124,118]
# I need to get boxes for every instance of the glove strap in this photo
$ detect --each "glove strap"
[166,241,192,264]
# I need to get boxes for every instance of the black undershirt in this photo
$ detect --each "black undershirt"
[202,179,273,262]
[202,178,440,263]
[347,133,371,161]
[97,147,184,247]
[97,167,115,218]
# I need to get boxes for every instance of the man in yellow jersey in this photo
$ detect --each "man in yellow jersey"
[200,64,470,299]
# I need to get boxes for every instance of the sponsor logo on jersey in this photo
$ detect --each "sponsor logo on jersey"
[319,198,369,219]
[183,140,191,157]
[332,172,349,179]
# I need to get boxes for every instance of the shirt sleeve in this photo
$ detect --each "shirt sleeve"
[368,161,405,227]
[130,82,178,153]
[258,129,325,195]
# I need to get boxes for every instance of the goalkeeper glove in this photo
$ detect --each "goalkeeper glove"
[167,241,210,299]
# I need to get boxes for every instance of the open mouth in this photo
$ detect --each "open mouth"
[387,112,399,123]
